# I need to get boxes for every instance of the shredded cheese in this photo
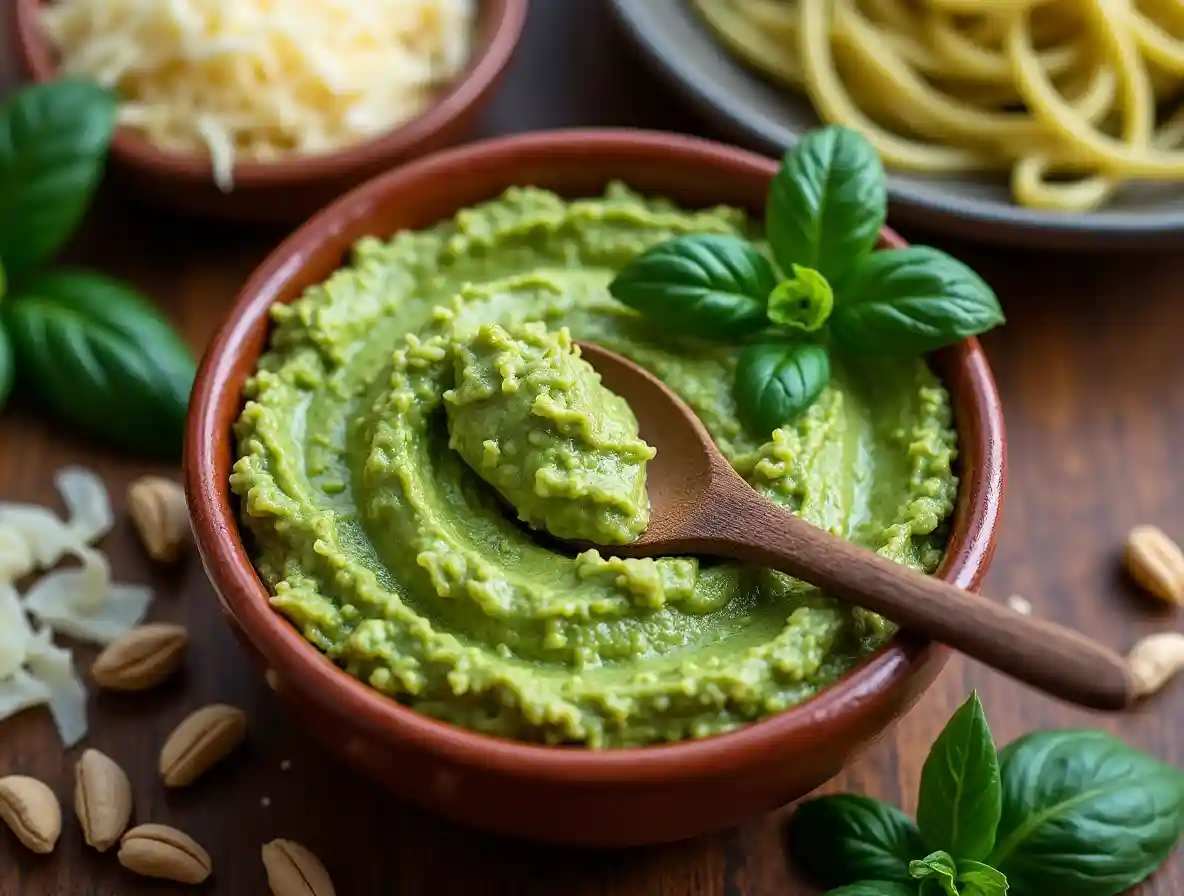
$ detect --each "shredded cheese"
[40,0,478,191]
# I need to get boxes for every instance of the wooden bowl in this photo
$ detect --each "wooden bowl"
[185,129,1007,846]
[9,0,529,222]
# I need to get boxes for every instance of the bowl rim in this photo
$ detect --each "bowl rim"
[185,127,1006,783]
[10,0,530,188]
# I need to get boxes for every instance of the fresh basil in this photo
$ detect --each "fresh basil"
[608,234,774,339]
[787,794,924,887]
[765,125,885,283]
[956,860,1008,895]
[733,340,829,436]
[830,247,1004,357]
[767,265,833,332]
[827,884,918,896]
[989,729,1184,896]
[3,269,195,459]
[910,851,958,896]
[0,321,12,413]
[0,80,118,280]
[917,692,1001,862]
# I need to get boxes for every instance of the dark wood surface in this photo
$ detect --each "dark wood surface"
[1,2,1181,893]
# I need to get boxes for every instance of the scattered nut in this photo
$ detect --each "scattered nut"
[127,476,190,563]
[75,749,133,852]
[91,622,189,691]
[118,823,211,885]
[1006,594,1033,615]
[1127,632,1184,698]
[159,703,248,788]
[1124,524,1184,605]
[0,775,61,854]
[263,838,337,896]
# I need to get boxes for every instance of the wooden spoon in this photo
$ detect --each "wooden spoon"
[574,341,1135,712]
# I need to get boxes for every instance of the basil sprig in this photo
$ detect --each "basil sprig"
[608,125,1004,437]
[0,79,195,457]
[787,692,1184,895]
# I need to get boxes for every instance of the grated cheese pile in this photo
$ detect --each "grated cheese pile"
[0,468,154,748]
[40,0,478,191]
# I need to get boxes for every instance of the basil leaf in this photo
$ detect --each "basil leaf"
[788,794,924,887]
[3,269,195,458]
[608,234,774,339]
[956,860,1008,895]
[827,884,918,896]
[765,125,886,282]
[830,247,1004,357]
[0,321,12,413]
[0,80,118,279]
[917,692,1001,862]
[909,851,958,896]
[767,265,833,333]
[989,729,1184,896]
[733,340,829,437]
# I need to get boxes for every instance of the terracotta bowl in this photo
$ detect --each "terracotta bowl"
[185,129,1007,847]
[8,0,529,222]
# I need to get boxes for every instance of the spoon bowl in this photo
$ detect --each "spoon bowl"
[576,340,1137,712]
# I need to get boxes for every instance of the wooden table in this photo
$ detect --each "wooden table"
[2,3,1181,894]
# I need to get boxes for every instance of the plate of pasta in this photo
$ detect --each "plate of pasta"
[608,0,1184,249]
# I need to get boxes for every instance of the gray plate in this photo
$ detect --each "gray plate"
[608,0,1184,251]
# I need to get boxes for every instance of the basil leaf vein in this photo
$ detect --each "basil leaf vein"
[608,234,774,339]
[830,246,1004,357]
[766,125,886,283]
[733,340,829,437]
[3,269,195,459]
[989,729,1184,896]
[787,794,924,887]
[0,79,118,278]
[917,692,1001,862]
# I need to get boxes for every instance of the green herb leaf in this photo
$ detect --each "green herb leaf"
[733,340,829,436]
[917,692,1001,862]
[608,234,775,339]
[788,794,924,887]
[767,265,833,333]
[0,321,12,413]
[3,269,195,458]
[0,79,118,279]
[765,125,886,283]
[989,729,1184,896]
[830,247,1004,357]
[956,860,1008,895]
[909,851,958,896]
[826,884,919,896]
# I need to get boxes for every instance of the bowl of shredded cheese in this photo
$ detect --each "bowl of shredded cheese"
[10,0,529,221]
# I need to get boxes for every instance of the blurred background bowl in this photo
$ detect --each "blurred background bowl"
[10,0,530,222]
[607,0,1184,252]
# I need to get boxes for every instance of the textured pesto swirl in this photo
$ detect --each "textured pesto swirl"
[231,184,958,747]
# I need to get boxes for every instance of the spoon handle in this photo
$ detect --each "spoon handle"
[715,499,1135,711]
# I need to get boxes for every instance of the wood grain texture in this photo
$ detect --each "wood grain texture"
[1,2,1181,893]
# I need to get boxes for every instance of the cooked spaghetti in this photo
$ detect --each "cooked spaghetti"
[693,0,1184,212]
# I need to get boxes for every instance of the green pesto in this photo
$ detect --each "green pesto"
[444,322,654,546]
[230,183,959,748]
